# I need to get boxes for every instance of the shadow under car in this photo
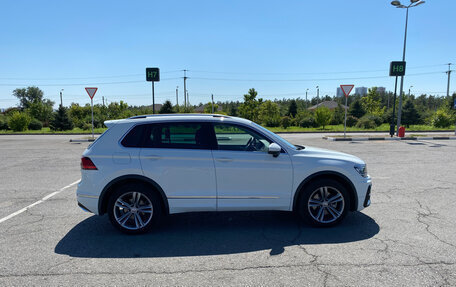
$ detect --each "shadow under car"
[55,210,379,258]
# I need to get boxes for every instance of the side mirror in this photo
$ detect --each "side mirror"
[268,143,281,157]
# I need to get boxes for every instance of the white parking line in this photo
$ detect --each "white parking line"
[0,180,80,224]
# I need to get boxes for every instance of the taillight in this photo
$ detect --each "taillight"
[81,157,98,170]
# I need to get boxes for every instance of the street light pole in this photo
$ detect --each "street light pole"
[408,85,413,98]
[306,88,309,109]
[391,0,425,135]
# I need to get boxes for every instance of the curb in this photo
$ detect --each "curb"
[324,136,456,141]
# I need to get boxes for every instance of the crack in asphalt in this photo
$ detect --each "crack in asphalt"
[0,261,454,279]
[415,200,456,249]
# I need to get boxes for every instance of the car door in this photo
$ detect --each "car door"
[139,122,217,213]
[212,123,293,211]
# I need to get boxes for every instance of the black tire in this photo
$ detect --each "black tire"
[298,178,350,227]
[107,183,163,234]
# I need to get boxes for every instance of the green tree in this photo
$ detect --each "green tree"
[258,100,281,127]
[331,104,345,125]
[360,87,385,116]
[50,106,74,131]
[432,108,453,128]
[159,100,175,114]
[314,106,332,129]
[238,88,262,122]
[8,111,31,131]
[288,100,298,117]
[204,102,219,113]
[27,100,54,126]
[402,100,422,127]
[349,99,365,118]
[13,86,45,109]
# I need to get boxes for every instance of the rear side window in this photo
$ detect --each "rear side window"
[144,122,212,150]
[121,124,147,147]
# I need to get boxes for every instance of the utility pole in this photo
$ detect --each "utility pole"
[102,96,105,107]
[306,89,309,109]
[447,63,455,135]
[176,86,179,112]
[59,89,64,107]
[446,63,452,98]
[316,86,319,104]
[211,94,214,113]
[187,91,189,108]
[183,70,188,108]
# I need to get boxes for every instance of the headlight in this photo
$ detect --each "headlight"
[354,164,368,177]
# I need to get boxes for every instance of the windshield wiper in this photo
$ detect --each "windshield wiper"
[294,145,305,150]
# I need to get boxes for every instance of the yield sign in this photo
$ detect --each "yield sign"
[85,87,98,99]
[340,85,354,98]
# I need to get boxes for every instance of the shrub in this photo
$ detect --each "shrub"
[8,111,31,132]
[82,123,92,130]
[356,117,377,129]
[345,115,358,127]
[0,116,9,130]
[299,116,317,128]
[364,114,383,126]
[432,109,453,128]
[28,118,43,130]
[281,116,291,129]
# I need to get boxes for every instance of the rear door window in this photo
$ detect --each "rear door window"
[144,122,213,150]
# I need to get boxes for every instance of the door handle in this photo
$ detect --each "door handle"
[215,157,233,162]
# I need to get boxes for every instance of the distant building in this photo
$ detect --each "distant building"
[355,87,368,96]
[336,87,345,97]
[377,87,386,94]
[308,101,348,111]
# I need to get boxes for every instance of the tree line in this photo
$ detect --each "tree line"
[0,86,455,131]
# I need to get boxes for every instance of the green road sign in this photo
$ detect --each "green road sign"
[389,61,406,77]
[146,67,160,82]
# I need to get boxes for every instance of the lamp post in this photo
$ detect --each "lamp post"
[306,88,309,108]
[59,89,64,107]
[408,85,413,98]
[391,0,425,135]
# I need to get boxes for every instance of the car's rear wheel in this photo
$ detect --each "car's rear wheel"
[298,179,349,227]
[107,183,162,234]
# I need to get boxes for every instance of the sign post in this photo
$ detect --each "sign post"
[340,85,354,138]
[389,61,406,136]
[146,68,160,114]
[85,87,98,139]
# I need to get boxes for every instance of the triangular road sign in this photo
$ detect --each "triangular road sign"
[340,85,354,98]
[85,87,98,99]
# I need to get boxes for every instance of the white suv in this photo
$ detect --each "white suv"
[77,114,371,234]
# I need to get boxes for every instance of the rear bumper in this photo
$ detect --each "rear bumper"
[76,193,99,214]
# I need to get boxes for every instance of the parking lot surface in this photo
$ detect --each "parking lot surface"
[0,134,455,286]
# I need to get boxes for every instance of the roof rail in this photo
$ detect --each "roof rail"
[128,114,231,119]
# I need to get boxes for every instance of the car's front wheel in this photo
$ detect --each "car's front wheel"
[107,183,162,234]
[298,179,349,227]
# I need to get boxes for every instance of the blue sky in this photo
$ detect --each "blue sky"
[0,0,454,109]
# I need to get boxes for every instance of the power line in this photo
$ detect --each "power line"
[0,78,181,87]
[0,70,182,81]
[190,71,444,83]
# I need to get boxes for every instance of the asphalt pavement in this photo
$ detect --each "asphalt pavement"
[0,134,455,286]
